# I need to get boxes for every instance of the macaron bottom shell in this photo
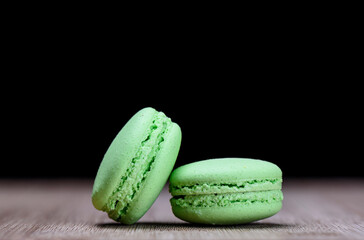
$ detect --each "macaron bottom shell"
[171,200,282,225]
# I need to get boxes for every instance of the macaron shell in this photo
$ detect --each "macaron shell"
[170,158,282,187]
[92,108,156,210]
[171,201,282,225]
[121,123,182,224]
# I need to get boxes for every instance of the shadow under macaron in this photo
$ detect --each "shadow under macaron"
[95,221,295,230]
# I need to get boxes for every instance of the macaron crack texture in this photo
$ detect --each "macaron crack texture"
[104,111,172,221]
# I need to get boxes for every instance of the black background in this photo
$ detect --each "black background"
[2,85,362,178]
[1,13,362,179]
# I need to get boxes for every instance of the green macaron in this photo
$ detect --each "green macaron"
[169,158,283,225]
[92,107,182,224]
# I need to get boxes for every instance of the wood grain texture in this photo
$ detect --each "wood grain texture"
[0,179,363,240]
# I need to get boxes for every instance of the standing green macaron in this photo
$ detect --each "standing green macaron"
[92,107,181,224]
[169,158,283,225]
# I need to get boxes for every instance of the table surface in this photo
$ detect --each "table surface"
[0,179,363,240]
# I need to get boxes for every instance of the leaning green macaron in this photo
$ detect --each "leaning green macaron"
[92,107,182,224]
[169,158,283,225]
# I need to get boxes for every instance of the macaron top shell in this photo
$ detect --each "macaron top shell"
[169,158,282,196]
[170,158,282,184]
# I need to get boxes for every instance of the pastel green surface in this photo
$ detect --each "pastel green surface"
[169,158,283,225]
[92,107,181,224]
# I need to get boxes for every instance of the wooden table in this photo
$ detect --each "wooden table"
[0,179,363,240]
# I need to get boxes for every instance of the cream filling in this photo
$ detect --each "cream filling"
[171,190,283,208]
[170,179,282,196]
